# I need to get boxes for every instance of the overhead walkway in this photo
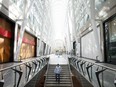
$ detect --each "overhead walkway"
[44,64,73,87]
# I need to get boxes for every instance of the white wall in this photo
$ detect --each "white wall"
[81,27,100,59]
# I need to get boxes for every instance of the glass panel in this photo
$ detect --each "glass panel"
[12,0,17,3]
[95,0,116,13]
[103,70,115,87]
[91,65,99,87]
[70,58,116,87]
[104,16,116,64]
[95,0,107,11]
[0,0,2,3]
[18,0,24,10]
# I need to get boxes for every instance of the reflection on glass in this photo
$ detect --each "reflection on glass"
[105,16,116,64]
[95,0,107,10]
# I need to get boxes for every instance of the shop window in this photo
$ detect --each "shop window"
[0,18,13,63]
[17,29,36,60]
[104,16,116,64]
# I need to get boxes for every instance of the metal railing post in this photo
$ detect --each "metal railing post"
[95,67,107,87]
[86,63,94,81]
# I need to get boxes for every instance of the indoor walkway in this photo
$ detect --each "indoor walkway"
[0,0,116,87]
[49,54,68,64]
[44,64,73,87]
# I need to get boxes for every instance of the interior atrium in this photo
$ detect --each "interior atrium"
[0,0,116,87]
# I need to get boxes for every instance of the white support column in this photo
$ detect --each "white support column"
[66,9,72,52]
[38,0,51,56]
[14,0,27,61]
[99,21,104,59]
[38,36,43,56]
[46,46,48,55]
[14,22,18,61]
[44,15,51,55]
[36,38,38,56]
[64,37,68,54]
[38,9,45,56]
[81,0,103,61]
[64,0,72,53]
[45,26,52,55]
[71,0,78,54]
[45,45,48,55]
[14,0,35,61]
[90,0,103,62]
[48,46,50,55]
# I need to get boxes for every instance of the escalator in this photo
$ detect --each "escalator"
[44,64,73,87]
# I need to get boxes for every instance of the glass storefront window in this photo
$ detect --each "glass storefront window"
[109,19,116,42]
[18,0,24,10]
[0,0,2,3]
[12,0,17,3]
[95,0,107,11]
[10,0,17,5]
[104,16,116,64]
[10,0,24,11]
[95,0,115,13]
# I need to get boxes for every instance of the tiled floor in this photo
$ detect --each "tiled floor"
[49,54,68,64]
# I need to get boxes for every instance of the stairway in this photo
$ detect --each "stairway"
[44,64,73,87]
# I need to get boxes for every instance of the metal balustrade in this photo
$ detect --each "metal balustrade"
[69,57,116,87]
[0,57,48,87]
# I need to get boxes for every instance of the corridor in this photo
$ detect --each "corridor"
[49,54,68,64]
[0,0,116,87]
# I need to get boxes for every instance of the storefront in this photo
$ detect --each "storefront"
[104,15,116,64]
[0,17,14,63]
[18,30,36,60]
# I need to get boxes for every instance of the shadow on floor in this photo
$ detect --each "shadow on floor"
[72,76,83,87]
[36,76,45,87]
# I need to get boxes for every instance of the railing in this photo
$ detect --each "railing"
[44,57,50,87]
[68,58,74,87]
[0,57,48,87]
[69,57,116,87]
